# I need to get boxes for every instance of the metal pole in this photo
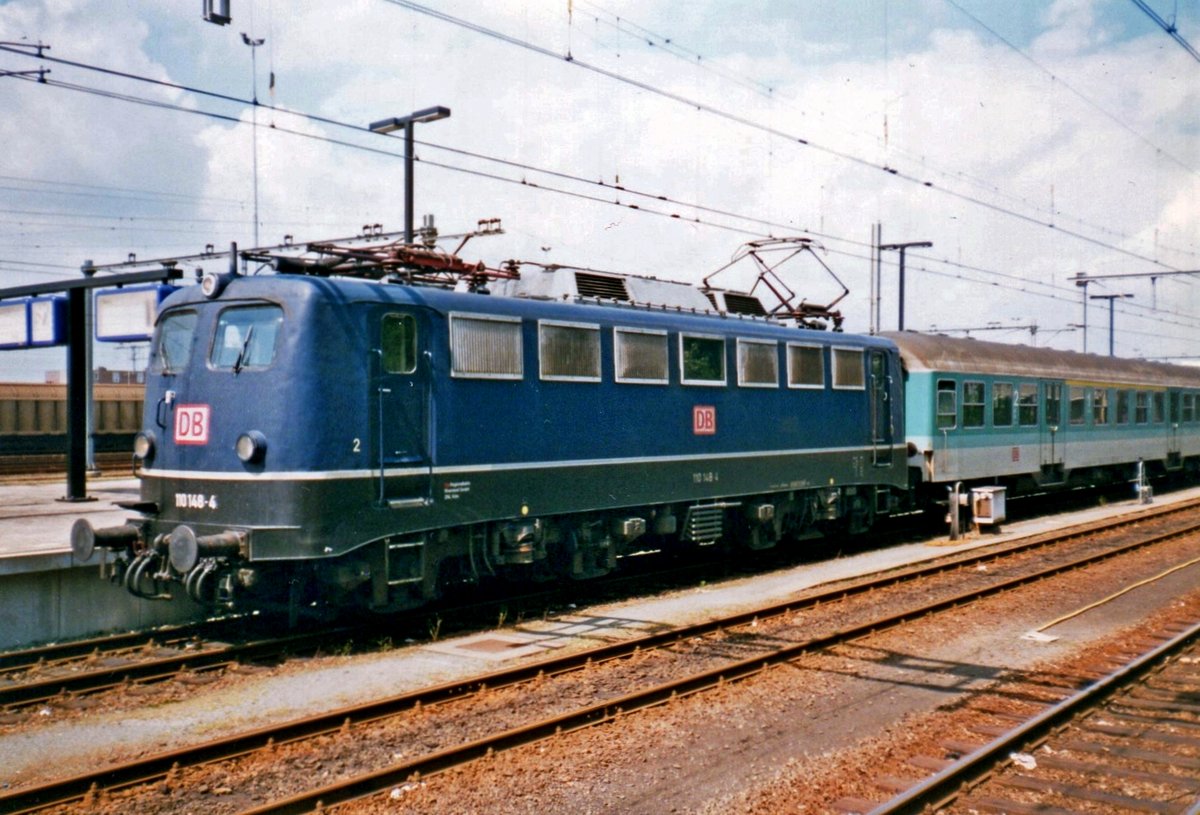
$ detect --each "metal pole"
[1078,279,1088,354]
[880,240,931,332]
[64,286,90,502]
[870,223,880,334]
[242,33,264,248]
[405,124,415,245]
[1108,299,1116,356]
[368,107,450,246]
[83,265,96,474]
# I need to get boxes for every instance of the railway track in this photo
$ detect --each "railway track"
[3,497,1200,814]
[0,620,367,716]
[858,616,1200,814]
[0,452,132,480]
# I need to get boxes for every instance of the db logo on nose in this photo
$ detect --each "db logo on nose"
[693,405,716,436]
[175,404,211,445]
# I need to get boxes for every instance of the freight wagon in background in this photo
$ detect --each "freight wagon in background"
[0,382,144,456]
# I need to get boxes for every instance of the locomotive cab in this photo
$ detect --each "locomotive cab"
[75,275,435,614]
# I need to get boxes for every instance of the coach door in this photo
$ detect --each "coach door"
[376,312,432,508]
[1040,382,1065,483]
[1167,391,1183,469]
[869,349,893,467]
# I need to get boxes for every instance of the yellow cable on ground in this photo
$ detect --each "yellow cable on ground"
[1036,553,1200,633]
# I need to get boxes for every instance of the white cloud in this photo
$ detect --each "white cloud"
[0,0,1196,375]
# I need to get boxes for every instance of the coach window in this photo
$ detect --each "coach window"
[1170,393,1181,424]
[992,382,1014,427]
[1018,383,1038,427]
[450,314,523,379]
[615,327,668,384]
[155,310,197,374]
[786,343,825,388]
[737,339,778,387]
[1153,392,1165,424]
[962,381,985,428]
[1068,387,1087,425]
[211,305,283,371]
[382,314,417,374]
[1116,390,1131,424]
[936,380,957,430]
[681,334,726,385]
[832,348,865,389]
[1093,389,1109,425]
[1184,394,1196,423]
[539,321,601,382]
[1134,391,1149,424]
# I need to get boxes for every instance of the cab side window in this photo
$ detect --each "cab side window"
[382,314,417,374]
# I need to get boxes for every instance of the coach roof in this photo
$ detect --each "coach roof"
[881,331,1200,389]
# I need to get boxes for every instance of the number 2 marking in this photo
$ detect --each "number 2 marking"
[352,438,361,453]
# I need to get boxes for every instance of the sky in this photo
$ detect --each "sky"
[0,0,1197,380]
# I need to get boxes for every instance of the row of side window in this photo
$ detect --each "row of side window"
[936,378,1200,430]
[440,313,868,389]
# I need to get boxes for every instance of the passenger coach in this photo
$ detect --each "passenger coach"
[886,331,1200,496]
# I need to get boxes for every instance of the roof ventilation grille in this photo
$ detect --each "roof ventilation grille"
[721,293,768,316]
[575,272,630,301]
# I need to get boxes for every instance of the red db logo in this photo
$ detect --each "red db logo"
[175,404,211,445]
[693,405,716,435]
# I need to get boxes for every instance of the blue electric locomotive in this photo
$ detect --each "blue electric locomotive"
[74,247,908,613]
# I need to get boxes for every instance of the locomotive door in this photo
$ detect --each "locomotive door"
[376,312,432,508]
[869,349,893,466]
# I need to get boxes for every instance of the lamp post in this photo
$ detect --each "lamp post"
[880,240,932,331]
[369,106,451,244]
[241,32,265,248]
[1089,293,1133,357]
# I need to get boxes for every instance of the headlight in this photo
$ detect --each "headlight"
[200,271,236,298]
[133,431,156,460]
[235,430,267,464]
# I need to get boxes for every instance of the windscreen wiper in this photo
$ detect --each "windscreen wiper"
[232,325,255,374]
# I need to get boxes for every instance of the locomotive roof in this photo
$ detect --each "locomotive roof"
[164,274,893,347]
[881,331,1200,388]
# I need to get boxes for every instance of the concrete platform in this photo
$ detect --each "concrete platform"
[0,478,139,568]
[0,476,202,651]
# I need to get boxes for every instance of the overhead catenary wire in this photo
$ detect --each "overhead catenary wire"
[379,0,1199,267]
[1128,0,1200,63]
[944,0,1198,176]
[1,32,1197,354]
[3,64,1200,344]
[574,1,1194,258]
[0,41,1193,275]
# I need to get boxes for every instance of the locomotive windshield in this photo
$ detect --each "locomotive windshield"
[155,310,197,374]
[211,305,283,371]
